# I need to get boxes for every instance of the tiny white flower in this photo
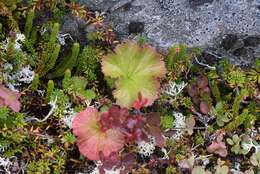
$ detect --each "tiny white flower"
[3,33,26,50]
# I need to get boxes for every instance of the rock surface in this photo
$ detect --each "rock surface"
[77,0,260,65]
[79,0,259,46]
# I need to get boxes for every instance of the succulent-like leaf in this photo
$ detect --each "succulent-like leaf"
[102,41,166,108]
[72,107,125,160]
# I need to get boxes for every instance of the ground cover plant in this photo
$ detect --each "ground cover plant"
[0,1,259,174]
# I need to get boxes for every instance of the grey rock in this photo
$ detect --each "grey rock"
[77,0,125,11]
[78,0,260,65]
[189,0,214,7]
[214,34,260,66]
[79,0,260,47]
[60,15,88,45]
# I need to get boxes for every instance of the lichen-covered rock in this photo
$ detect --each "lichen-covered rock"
[78,0,260,66]
[79,0,259,47]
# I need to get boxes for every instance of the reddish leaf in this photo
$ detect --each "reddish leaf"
[207,131,227,157]
[145,113,165,147]
[133,92,148,110]
[72,107,125,160]
[187,85,197,97]
[197,75,209,88]
[0,85,21,112]
[207,141,227,157]
[200,101,210,114]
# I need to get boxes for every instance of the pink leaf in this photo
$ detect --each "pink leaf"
[0,85,21,112]
[207,131,227,157]
[207,141,227,157]
[72,107,125,160]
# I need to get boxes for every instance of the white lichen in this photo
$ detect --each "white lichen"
[40,27,47,35]
[25,96,58,122]
[172,111,186,140]
[137,136,156,157]
[161,147,169,159]
[14,65,35,84]
[164,81,187,99]
[57,32,73,46]
[241,139,260,153]
[0,156,20,174]
[3,33,25,51]
[88,161,121,174]
[3,64,35,91]
[62,102,76,128]
[0,156,12,174]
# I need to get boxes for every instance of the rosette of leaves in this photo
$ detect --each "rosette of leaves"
[226,134,248,155]
[102,41,166,108]
[160,114,174,129]
[225,69,246,88]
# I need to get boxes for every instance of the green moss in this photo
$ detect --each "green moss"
[161,114,174,129]
[225,109,256,131]
[75,46,99,82]
[166,44,193,79]
[232,89,248,117]
[226,69,246,87]
[209,80,221,102]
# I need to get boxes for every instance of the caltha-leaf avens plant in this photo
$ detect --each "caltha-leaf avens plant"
[72,105,165,173]
[101,41,166,108]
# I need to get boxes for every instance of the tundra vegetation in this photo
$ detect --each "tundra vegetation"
[0,1,259,174]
